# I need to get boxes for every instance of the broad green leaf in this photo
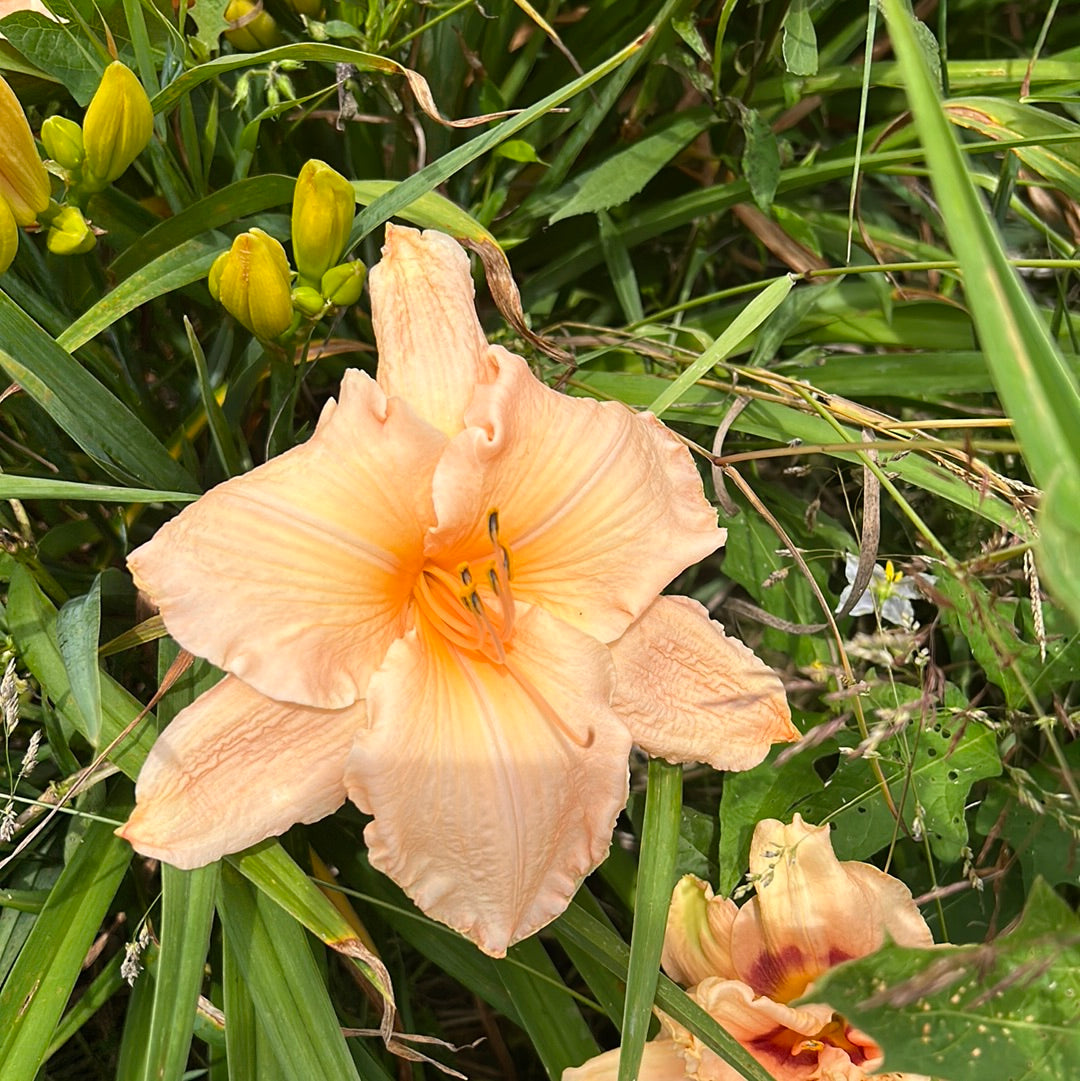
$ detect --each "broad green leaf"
[494,138,546,164]
[801,682,1002,863]
[936,574,1038,709]
[0,294,198,494]
[717,747,824,895]
[217,864,363,1081]
[804,879,1080,1080]
[781,0,817,76]
[739,105,780,211]
[55,575,102,747]
[187,0,230,53]
[883,0,1080,626]
[618,759,681,1081]
[0,12,101,102]
[0,813,131,1080]
[549,108,714,224]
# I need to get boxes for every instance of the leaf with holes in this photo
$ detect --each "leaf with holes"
[801,680,1001,862]
[803,879,1080,1081]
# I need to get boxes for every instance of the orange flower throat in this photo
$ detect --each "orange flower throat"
[414,510,516,663]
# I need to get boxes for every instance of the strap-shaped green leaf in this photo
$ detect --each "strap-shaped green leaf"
[0,293,197,493]
[0,813,132,1081]
[882,0,1080,624]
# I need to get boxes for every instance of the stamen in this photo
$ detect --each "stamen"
[486,509,515,637]
[415,567,484,651]
[506,659,594,750]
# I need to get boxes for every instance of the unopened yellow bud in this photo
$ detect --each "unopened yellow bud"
[0,198,18,275]
[291,159,354,285]
[46,205,96,255]
[41,115,85,172]
[224,0,284,51]
[82,63,154,191]
[0,76,50,226]
[319,259,366,307]
[211,228,293,339]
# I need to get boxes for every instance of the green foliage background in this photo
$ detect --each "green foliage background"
[0,1,1078,1079]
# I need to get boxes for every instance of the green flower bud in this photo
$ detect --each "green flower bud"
[319,259,366,307]
[0,75,51,226]
[41,115,85,172]
[0,198,18,275]
[82,62,154,191]
[212,228,293,340]
[46,205,96,255]
[224,0,284,51]
[291,285,326,317]
[291,159,355,286]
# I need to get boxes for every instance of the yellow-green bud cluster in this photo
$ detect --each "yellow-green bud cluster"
[207,160,366,338]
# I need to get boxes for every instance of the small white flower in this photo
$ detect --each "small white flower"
[836,554,936,629]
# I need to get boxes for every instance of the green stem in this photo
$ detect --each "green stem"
[618,757,681,1081]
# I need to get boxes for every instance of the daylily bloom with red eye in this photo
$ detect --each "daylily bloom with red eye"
[116,225,797,956]
[564,815,933,1081]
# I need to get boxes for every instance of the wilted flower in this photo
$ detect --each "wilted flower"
[81,62,154,191]
[836,554,935,630]
[208,227,293,339]
[291,159,355,286]
[118,226,797,956]
[0,74,50,225]
[46,204,95,254]
[565,815,933,1081]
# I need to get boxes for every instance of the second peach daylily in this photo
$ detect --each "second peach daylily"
[565,816,933,1081]
[118,225,797,956]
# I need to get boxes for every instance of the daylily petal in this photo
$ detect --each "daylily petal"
[730,816,932,1001]
[662,874,739,987]
[610,596,797,771]
[563,1039,690,1081]
[117,675,363,868]
[128,370,445,710]
[369,224,496,436]
[668,978,846,1081]
[348,604,632,957]
[427,353,726,644]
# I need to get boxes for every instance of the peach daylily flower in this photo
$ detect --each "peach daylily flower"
[565,815,933,1081]
[117,225,797,956]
